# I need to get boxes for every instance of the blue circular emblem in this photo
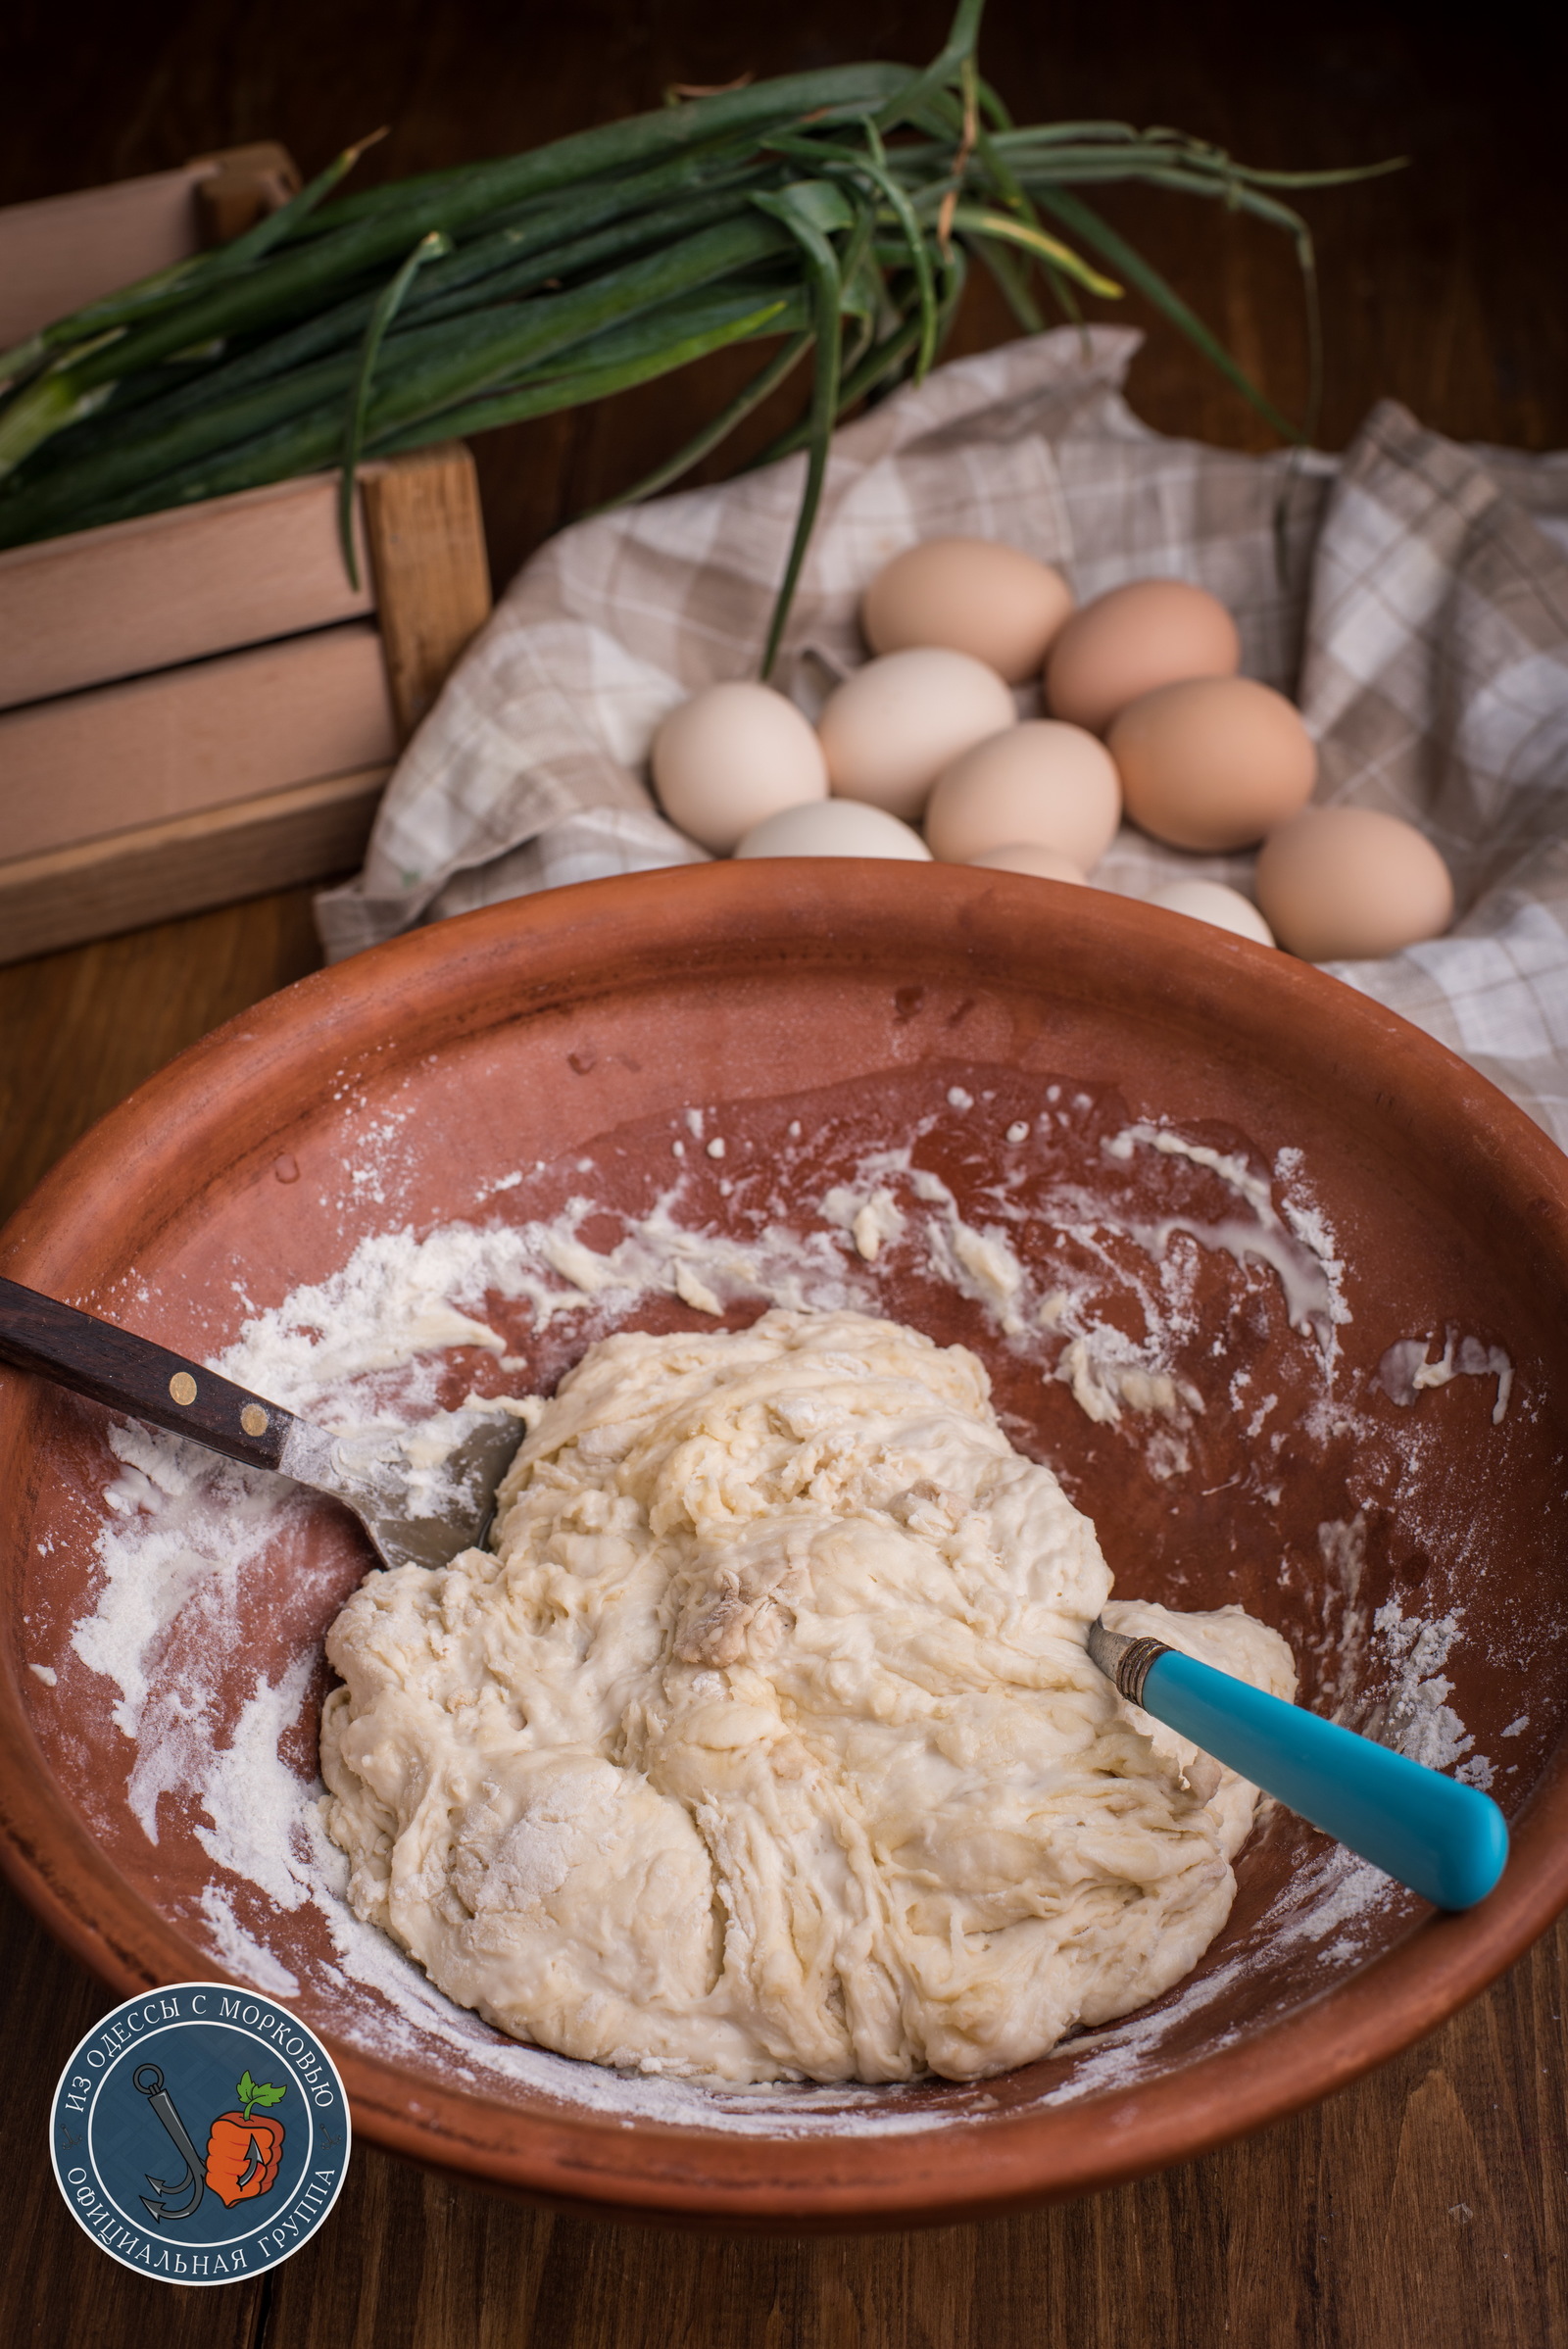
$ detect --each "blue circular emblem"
[49,1982,351,2285]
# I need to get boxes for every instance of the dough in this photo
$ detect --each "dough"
[320,1309,1295,2083]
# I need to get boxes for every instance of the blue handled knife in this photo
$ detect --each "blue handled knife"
[1088,1618,1508,1911]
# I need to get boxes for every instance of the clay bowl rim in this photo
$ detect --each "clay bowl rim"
[3,858,1568,2232]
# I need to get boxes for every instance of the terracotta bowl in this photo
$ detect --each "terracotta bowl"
[4,862,1568,2230]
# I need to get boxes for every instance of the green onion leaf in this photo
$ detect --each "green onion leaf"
[750,186,848,679]
[950,206,1122,298]
[338,228,451,587]
[1033,184,1303,440]
[590,327,810,512]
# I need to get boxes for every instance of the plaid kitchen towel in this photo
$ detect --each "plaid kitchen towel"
[316,327,1568,1148]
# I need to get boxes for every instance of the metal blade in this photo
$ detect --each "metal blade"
[280,1408,525,1572]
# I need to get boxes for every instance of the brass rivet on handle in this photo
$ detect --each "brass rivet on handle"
[240,1403,269,1438]
[169,1372,197,1406]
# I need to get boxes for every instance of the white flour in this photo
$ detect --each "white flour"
[1372,1604,1491,1786]
[48,1095,1493,2135]
[1378,1333,1514,1425]
[1103,1124,1348,1345]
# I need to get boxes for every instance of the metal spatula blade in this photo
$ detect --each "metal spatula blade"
[0,1274,523,1572]
[275,1407,524,1569]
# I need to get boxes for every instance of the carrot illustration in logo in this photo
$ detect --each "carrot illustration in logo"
[203,2072,287,2208]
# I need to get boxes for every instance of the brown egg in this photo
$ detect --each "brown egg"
[1107,676,1316,853]
[1255,807,1454,960]
[862,538,1075,683]
[1044,579,1241,734]
[967,845,1088,885]
[925,721,1121,870]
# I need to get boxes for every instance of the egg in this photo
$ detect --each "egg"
[734,799,932,861]
[651,681,828,853]
[967,845,1088,885]
[1107,676,1316,852]
[817,649,1016,821]
[1147,878,1276,947]
[924,721,1121,870]
[861,537,1074,682]
[1254,806,1454,960]
[1044,579,1241,734]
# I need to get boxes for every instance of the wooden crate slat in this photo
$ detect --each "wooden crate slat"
[190,143,301,247]
[0,765,389,965]
[0,158,495,954]
[0,620,398,861]
[0,144,300,351]
[0,473,376,713]
[363,442,494,738]
[0,167,206,350]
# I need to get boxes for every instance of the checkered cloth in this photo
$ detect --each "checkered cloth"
[316,327,1568,1148]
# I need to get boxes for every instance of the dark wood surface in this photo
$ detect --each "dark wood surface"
[3,0,1566,2338]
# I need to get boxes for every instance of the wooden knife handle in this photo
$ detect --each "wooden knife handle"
[0,1274,297,1472]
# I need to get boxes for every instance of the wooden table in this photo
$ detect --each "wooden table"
[3,1,1565,2338]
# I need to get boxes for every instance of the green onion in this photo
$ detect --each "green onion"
[750,184,854,680]
[338,229,450,587]
[588,330,812,514]
[1032,184,1304,442]
[372,289,807,457]
[0,0,1396,665]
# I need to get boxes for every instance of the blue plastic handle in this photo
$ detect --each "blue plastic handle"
[1142,1647,1509,1911]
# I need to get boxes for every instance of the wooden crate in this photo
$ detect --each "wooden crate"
[0,144,302,353]
[0,154,493,964]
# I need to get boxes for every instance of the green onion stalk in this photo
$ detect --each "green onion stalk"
[0,0,1396,671]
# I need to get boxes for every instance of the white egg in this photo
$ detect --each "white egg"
[651,681,828,853]
[1147,878,1276,947]
[734,800,932,861]
[817,649,1016,821]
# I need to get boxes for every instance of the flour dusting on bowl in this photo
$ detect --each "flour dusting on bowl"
[39,1076,1508,2135]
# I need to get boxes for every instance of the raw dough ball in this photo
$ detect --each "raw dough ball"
[968,845,1088,885]
[734,799,931,860]
[1255,806,1454,960]
[818,649,1017,821]
[321,1308,1295,2086]
[652,682,828,854]
[1045,580,1241,735]
[925,720,1121,870]
[1147,878,1276,947]
[861,537,1074,682]
[1107,677,1316,852]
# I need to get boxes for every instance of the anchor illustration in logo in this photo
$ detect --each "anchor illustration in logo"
[133,2063,288,2223]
